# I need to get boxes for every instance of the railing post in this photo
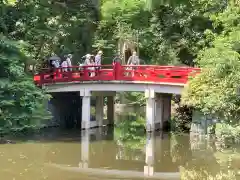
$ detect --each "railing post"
[40,73,44,86]
[83,66,88,80]
[55,68,59,79]
[114,62,121,80]
[67,69,73,82]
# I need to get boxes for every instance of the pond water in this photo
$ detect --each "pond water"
[1,126,240,180]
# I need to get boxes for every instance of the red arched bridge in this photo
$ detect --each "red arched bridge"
[34,63,201,131]
[34,63,200,86]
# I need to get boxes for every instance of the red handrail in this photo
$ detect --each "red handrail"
[33,62,201,86]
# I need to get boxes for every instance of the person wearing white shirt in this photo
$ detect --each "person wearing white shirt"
[95,50,103,66]
[61,60,68,72]
[94,50,103,76]
[66,54,72,71]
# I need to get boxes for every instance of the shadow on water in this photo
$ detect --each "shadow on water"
[8,126,115,144]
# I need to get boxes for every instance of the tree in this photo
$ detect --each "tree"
[182,1,240,122]
[1,0,99,67]
[0,0,101,134]
[0,36,51,134]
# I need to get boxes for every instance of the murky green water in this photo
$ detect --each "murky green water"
[0,127,240,180]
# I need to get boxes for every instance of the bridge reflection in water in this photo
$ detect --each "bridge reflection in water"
[46,128,180,180]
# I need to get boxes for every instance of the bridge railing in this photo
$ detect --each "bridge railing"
[119,65,200,84]
[33,63,200,85]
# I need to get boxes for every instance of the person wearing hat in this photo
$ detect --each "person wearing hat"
[94,50,103,75]
[66,54,72,71]
[83,53,95,77]
[48,55,61,79]
[95,50,103,66]
[127,51,140,77]
[83,54,92,65]
[127,51,140,66]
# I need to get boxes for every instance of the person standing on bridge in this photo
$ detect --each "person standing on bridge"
[82,54,91,66]
[127,51,140,66]
[48,55,61,79]
[127,51,140,77]
[95,50,103,76]
[61,58,68,72]
[113,53,121,64]
[83,54,94,77]
[66,54,72,71]
[89,57,96,77]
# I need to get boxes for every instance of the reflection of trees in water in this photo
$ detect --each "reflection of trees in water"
[115,146,145,161]
[114,112,147,164]
[181,167,236,180]
[114,113,146,151]
[115,112,239,179]
[171,134,192,166]
[181,152,221,179]
[174,135,238,180]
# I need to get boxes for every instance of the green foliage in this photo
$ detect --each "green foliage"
[1,0,98,66]
[170,133,238,180]
[0,36,51,134]
[97,0,231,113]
[215,123,240,144]
[181,167,236,180]
[2,0,240,134]
[94,0,149,59]
[182,3,240,121]
[96,0,228,66]
[0,0,100,134]
[172,105,193,132]
[122,92,145,106]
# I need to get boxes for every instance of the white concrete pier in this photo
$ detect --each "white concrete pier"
[145,89,156,132]
[80,89,91,129]
[145,89,172,132]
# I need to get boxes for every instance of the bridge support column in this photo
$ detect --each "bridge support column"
[96,96,104,127]
[145,89,156,132]
[81,90,91,129]
[155,94,172,130]
[107,96,115,125]
[144,133,155,177]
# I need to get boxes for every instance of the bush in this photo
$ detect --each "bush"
[215,123,240,144]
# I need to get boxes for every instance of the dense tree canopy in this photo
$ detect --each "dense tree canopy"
[0,0,99,133]
[1,0,98,66]
[0,35,51,133]
[95,0,228,65]
[182,2,240,121]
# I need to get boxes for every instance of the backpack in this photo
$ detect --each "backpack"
[131,56,138,65]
